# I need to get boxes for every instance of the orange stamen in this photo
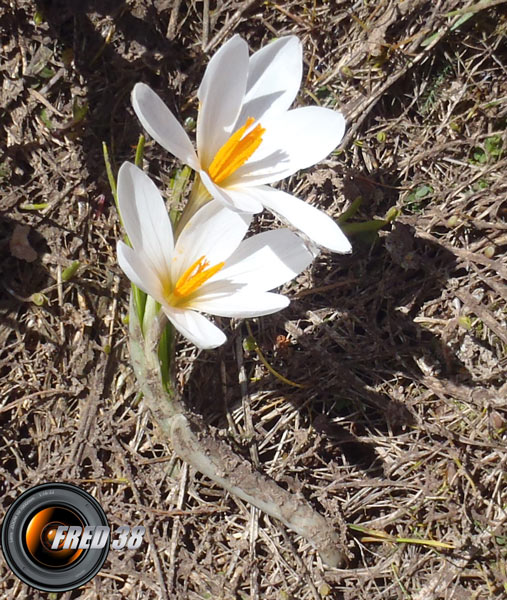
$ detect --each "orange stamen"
[208,117,265,184]
[173,255,224,299]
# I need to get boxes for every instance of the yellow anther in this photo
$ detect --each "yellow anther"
[208,117,265,184]
[173,255,224,299]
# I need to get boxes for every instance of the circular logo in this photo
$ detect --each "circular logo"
[1,483,109,592]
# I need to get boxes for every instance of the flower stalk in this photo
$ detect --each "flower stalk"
[128,298,344,567]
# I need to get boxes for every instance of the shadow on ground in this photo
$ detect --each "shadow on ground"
[185,218,471,478]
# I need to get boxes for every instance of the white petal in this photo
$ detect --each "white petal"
[197,35,249,168]
[132,83,199,169]
[200,170,263,213]
[192,290,289,318]
[117,162,175,280]
[235,36,302,127]
[216,229,313,291]
[230,106,346,186]
[117,241,166,303]
[164,307,226,349]
[258,187,352,253]
[172,200,251,282]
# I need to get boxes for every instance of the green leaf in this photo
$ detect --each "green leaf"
[458,316,473,331]
[132,285,147,324]
[184,116,196,131]
[243,335,257,352]
[20,202,49,210]
[33,10,45,25]
[158,320,174,393]
[62,261,80,281]
[40,108,52,129]
[415,184,433,198]
[472,148,487,164]
[102,141,118,208]
[31,293,46,306]
[72,99,88,123]
[484,134,503,157]
[450,12,474,31]
[39,66,55,79]
[421,31,440,47]
[385,207,400,222]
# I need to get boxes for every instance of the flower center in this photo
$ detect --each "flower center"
[172,255,224,301]
[208,117,265,184]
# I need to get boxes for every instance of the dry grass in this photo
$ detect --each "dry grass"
[1,0,506,598]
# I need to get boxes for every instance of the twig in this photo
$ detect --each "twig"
[204,0,259,52]
[167,0,183,40]
[202,0,209,49]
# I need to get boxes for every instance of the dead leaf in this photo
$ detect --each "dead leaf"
[9,224,37,262]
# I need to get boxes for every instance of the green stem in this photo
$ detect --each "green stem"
[172,165,192,203]
[128,296,182,419]
[337,196,362,223]
[158,320,174,393]
[341,219,387,234]
[103,138,148,323]
[175,174,211,237]
[134,135,145,167]
[102,142,119,213]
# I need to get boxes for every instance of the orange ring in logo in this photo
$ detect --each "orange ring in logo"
[25,507,84,568]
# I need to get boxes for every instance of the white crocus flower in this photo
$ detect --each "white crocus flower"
[131,35,351,254]
[117,162,313,349]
